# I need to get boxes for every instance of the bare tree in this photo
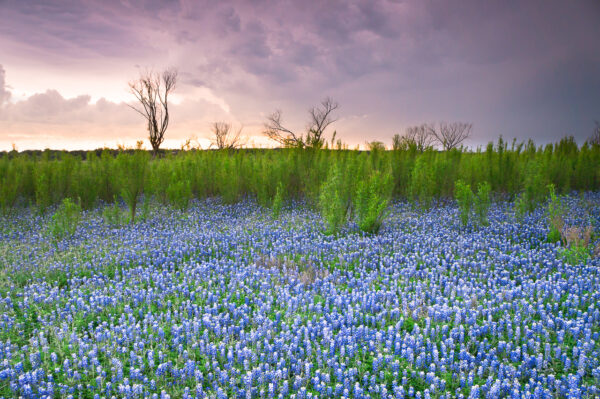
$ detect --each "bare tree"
[263,97,339,149]
[392,124,435,151]
[263,110,305,148]
[211,122,245,150]
[431,122,472,151]
[306,97,339,149]
[128,68,178,154]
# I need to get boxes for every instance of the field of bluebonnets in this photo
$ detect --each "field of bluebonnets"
[0,138,600,398]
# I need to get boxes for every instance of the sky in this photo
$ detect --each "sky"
[0,0,599,151]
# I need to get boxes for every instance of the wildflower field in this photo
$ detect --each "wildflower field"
[0,191,599,398]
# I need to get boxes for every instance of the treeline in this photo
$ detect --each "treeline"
[0,136,598,218]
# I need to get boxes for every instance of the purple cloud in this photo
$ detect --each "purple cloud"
[0,0,599,149]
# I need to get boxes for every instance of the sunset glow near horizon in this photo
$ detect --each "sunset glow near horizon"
[0,0,599,151]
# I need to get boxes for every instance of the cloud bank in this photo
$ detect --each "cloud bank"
[1,0,599,150]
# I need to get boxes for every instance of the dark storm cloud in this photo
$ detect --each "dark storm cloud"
[1,0,599,147]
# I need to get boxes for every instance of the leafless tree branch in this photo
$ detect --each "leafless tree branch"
[211,122,246,150]
[263,97,339,149]
[431,122,472,150]
[263,110,304,148]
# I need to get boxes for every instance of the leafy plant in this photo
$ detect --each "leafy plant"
[474,181,491,226]
[559,245,590,265]
[117,151,149,223]
[103,198,126,225]
[546,184,565,243]
[454,179,474,227]
[272,181,285,219]
[166,177,192,210]
[354,171,393,234]
[0,165,19,215]
[319,164,351,235]
[47,197,82,243]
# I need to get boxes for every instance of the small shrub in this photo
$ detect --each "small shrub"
[517,160,547,216]
[319,164,351,235]
[354,171,393,234]
[410,154,435,208]
[47,198,81,243]
[0,168,19,215]
[474,181,491,226]
[546,184,565,243]
[559,245,590,265]
[166,177,192,210]
[35,169,53,213]
[272,181,285,218]
[117,151,149,223]
[102,198,126,226]
[454,179,474,227]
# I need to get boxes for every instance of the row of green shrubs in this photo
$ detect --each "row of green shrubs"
[1,136,599,231]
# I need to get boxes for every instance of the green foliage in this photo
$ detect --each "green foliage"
[410,153,435,208]
[546,184,565,243]
[559,245,590,265]
[319,163,352,235]
[102,199,126,225]
[474,181,491,226]
[116,151,149,223]
[47,198,82,243]
[35,167,53,213]
[354,170,393,234]
[0,161,19,215]
[272,181,285,218]
[454,180,474,227]
[514,161,547,221]
[0,134,597,214]
[166,177,192,210]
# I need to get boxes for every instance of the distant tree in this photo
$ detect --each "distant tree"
[431,122,472,151]
[589,121,600,146]
[211,122,245,150]
[366,141,386,151]
[263,97,339,149]
[306,97,339,149]
[393,124,435,151]
[128,68,178,154]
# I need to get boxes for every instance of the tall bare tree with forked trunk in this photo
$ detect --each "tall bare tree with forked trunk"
[128,68,177,154]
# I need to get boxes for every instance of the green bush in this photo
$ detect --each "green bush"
[454,179,474,227]
[354,170,393,234]
[546,184,565,243]
[103,199,126,226]
[516,160,547,218]
[319,164,351,235]
[166,177,192,210]
[474,181,491,226]
[559,245,590,265]
[272,181,285,218]
[0,163,19,215]
[410,153,435,208]
[116,151,149,223]
[47,198,81,243]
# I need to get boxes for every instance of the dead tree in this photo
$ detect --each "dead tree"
[432,122,472,151]
[263,110,305,148]
[263,97,339,149]
[211,122,245,150]
[306,97,339,149]
[128,68,177,154]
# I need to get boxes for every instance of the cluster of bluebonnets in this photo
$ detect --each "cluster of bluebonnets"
[0,193,598,398]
